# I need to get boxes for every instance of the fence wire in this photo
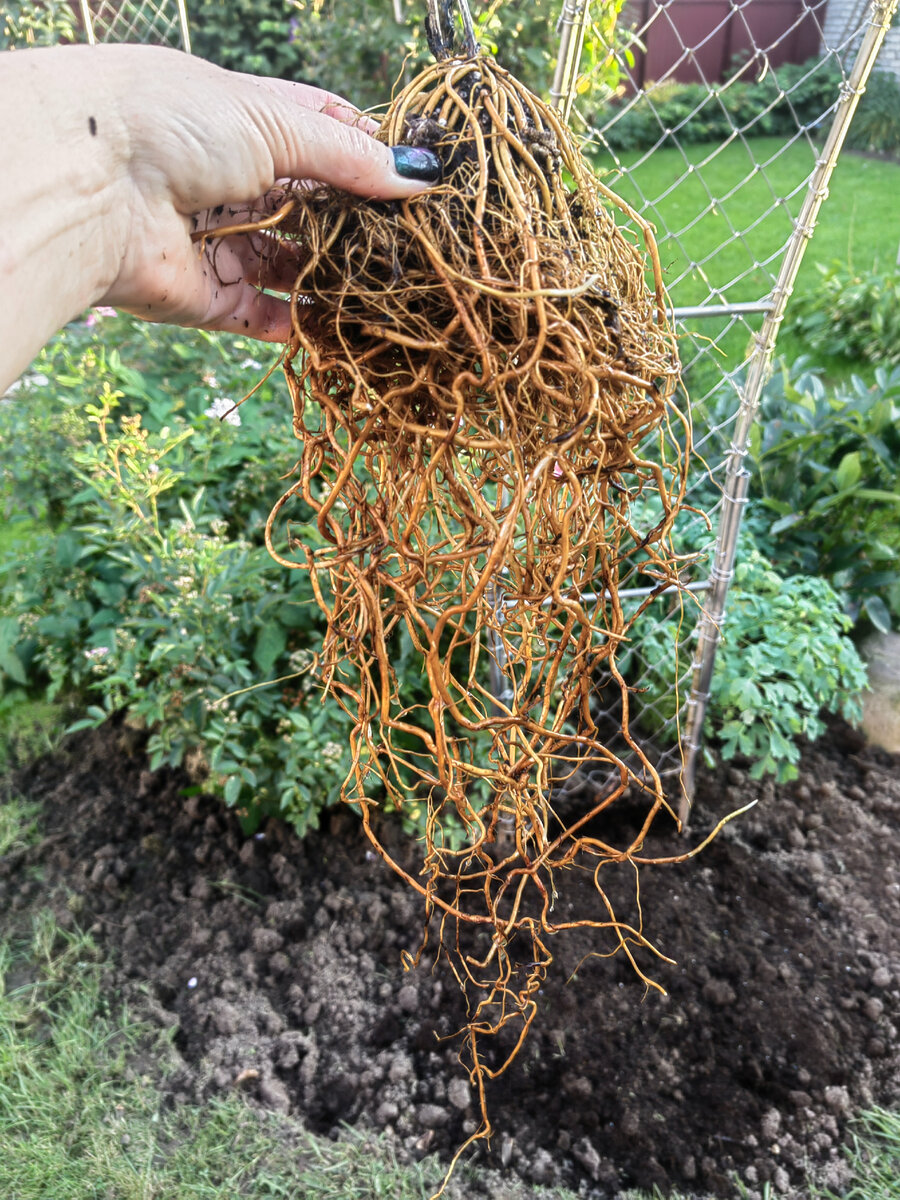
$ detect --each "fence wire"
[78,0,191,51]
[553,0,899,822]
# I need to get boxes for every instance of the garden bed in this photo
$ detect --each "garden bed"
[2,719,899,1198]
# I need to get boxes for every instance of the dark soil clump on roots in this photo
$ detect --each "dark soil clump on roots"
[2,718,899,1198]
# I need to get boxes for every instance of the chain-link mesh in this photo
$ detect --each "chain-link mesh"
[545,0,899,820]
[79,0,191,51]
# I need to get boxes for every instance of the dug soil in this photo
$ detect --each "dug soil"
[2,718,898,1199]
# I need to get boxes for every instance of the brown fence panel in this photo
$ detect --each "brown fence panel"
[625,0,829,88]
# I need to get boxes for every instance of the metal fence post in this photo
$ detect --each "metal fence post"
[679,0,900,823]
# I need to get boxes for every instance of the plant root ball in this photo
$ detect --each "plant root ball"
[276,54,679,474]
[253,53,697,1157]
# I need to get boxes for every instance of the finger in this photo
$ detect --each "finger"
[237,81,440,200]
[239,74,381,136]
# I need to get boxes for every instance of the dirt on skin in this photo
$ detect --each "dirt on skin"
[1,717,898,1199]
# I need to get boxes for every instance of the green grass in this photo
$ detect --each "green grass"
[0,696,65,773]
[591,137,900,385]
[819,1108,900,1199]
[0,793,41,857]
[0,897,582,1200]
[0,913,445,1199]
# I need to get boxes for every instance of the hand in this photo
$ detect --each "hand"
[0,44,439,390]
[96,46,438,342]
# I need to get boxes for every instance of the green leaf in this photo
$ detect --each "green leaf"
[863,594,892,634]
[224,776,242,806]
[835,451,862,491]
[253,621,287,676]
[0,648,27,685]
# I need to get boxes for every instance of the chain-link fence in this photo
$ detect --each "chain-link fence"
[78,0,191,50]
[69,0,896,825]
[551,0,899,823]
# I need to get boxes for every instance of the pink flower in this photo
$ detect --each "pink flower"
[85,306,118,327]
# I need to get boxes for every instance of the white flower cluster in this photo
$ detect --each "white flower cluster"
[204,397,241,427]
[288,648,315,672]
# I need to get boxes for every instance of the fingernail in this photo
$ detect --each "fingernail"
[391,145,441,182]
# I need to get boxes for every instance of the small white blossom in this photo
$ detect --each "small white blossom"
[186,977,198,989]
[204,397,241,426]
[84,646,109,660]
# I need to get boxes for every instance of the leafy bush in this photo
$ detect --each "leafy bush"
[789,261,900,369]
[623,512,867,782]
[189,0,629,111]
[2,0,75,48]
[846,69,900,157]
[749,359,900,629]
[0,316,357,836]
[190,0,427,109]
[598,57,852,152]
[709,550,866,781]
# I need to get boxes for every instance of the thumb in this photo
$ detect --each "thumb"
[237,76,441,200]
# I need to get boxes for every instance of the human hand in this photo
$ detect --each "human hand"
[92,45,438,342]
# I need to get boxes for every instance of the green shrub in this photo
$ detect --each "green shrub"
[189,0,629,111]
[749,359,900,629]
[190,0,427,110]
[623,512,867,782]
[709,550,866,781]
[0,318,356,836]
[789,261,900,369]
[598,57,851,152]
[846,69,900,157]
[2,0,76,48]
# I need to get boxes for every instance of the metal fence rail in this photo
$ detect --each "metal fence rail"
[78,0,191,51]
[558,0,899,823]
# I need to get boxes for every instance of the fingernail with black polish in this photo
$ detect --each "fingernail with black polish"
[392,145,441,182]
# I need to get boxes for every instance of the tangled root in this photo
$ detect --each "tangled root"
[207,51,720,1174]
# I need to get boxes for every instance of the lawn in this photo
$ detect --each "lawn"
[589,136,900,381]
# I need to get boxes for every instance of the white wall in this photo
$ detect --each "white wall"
[822,0,900,78]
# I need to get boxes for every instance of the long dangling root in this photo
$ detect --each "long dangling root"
[201,51,708,1181]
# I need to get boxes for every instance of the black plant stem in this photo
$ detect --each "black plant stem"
[425,0,478,61]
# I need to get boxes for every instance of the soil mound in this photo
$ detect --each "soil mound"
[2,719,898,1198]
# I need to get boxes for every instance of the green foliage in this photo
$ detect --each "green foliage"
[190,0,628,111]
[711,550,866,781]
[789,262,900,369]
[622,507,866,782]
[0,315,357,837]
[847,69,900,157]
[1,0,76,49]
[749,359,900,629]
[190,0,426,108]
[600,57,848,152]
[0,695,64,773]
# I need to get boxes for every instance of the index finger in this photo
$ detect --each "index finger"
[237,74,382,136]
